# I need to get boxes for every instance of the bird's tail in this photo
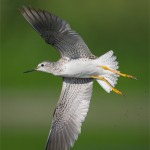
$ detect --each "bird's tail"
[92,50,136,95]
[94,50,120,93]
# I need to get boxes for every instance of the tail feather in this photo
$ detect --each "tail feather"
[95,50,119,70]
[104,74,119,87]
[95,50,119,93]
[97,50,113,62]
[97,79,112,93]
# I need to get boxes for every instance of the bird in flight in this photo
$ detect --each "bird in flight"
[20,6,136,150]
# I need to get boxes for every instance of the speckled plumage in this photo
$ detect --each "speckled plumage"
[20,6,96,60]
[20,7,97,150]
[21,6,123,150]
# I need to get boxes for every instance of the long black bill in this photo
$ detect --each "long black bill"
[24,69,36,73]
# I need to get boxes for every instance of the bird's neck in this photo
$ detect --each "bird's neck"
[45,61,62,76]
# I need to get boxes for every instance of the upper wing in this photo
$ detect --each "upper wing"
[20,6,95,59]
[46,78,93,150]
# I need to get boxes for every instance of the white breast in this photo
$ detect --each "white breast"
[61,59,101,78]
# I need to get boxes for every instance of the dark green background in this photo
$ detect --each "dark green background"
[1,0,149,150]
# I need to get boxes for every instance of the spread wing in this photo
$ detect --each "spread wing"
[45,78,93,150]
[20,6,95,59]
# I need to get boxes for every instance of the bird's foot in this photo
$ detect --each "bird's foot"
[100,66,137,80]
[90,75,123,95]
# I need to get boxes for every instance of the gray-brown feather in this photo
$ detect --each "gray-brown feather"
[20,6,96,59]
[45,78,93,150]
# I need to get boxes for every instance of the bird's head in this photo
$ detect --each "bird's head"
[36,61,51,72]
[24,61,53,73]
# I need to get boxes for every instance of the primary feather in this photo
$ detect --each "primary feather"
[20,6,96,59]
[45,78,93,150]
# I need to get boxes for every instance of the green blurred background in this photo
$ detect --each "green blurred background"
[1,0,149,150]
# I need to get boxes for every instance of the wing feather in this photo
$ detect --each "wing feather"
[20,6,96,59]
[45,78,93,150]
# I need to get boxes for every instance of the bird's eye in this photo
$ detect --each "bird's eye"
[41,64,44,67]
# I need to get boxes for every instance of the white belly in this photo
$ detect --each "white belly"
[61,60,103,78]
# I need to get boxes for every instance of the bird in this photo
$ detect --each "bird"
[20,6,136,150]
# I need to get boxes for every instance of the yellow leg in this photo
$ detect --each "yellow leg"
[91,76,123,95]
[100,66,137,80]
